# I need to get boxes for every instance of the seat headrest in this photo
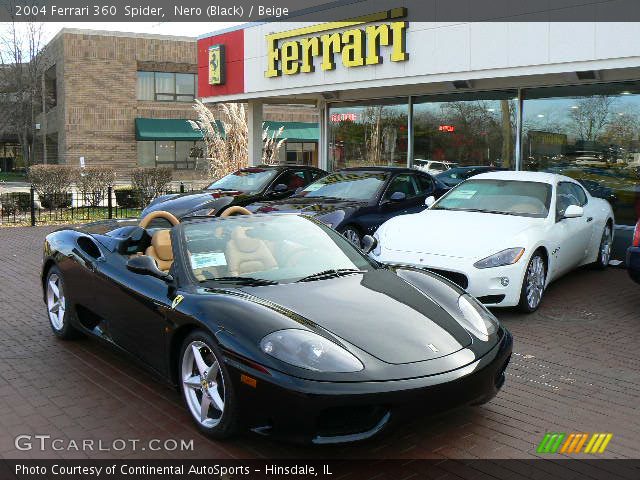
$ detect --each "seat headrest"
[151,230,173,261]
[231,227,262,253]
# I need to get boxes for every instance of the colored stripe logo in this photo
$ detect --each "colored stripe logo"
[537,432,613,454]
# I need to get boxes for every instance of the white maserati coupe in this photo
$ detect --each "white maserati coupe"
[370,171,615,312]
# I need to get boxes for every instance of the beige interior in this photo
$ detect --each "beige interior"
[145,230,174,272]
[225,227,277,276]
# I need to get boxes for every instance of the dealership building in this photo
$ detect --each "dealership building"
[27,28,319,179]
[197,5,640,241]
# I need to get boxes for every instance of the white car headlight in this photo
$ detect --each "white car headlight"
[457,294,498,341]
[260,329,363,372]
[473,247,525,269]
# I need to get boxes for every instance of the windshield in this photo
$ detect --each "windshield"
[433,179,552,218]
[181,215,373,284]
[297,171,388,201]
[207,168,278,193]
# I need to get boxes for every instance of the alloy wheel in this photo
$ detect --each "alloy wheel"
[343,228,361,248]
[181,341,225,428]
[525,255,545,310]
[600,225,612,266]
[46,273,66,331]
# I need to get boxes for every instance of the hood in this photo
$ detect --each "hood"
[240,270,472,364]
[251,197,365,222]
[143,190,247,217]
[380,209,544,260]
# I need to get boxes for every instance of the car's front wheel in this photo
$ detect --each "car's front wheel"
[593,223,612,269]
[179,331,239,439]
[45,266,82,339]
[340,226,362,248]
[518,252,546,313]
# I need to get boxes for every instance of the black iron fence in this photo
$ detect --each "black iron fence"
[0,183,194,226]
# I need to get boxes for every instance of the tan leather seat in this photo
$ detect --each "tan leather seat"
[145,229,173,272]
[225,227,277,276]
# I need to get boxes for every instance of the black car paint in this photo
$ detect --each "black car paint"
[248,167,447,237]
[142,166,326,219]
[41,216,512,443]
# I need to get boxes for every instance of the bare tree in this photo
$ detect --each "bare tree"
[0,9,49,167]
[569,95,615,141]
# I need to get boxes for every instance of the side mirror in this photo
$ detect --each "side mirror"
[389,191,406,202]
[127,255,173,281]
[272,183,288,193]
[361,235,378,254]
[563,204,584,219]
[425,196,436,208]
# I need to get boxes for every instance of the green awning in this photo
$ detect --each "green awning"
[262,121,319,142]
[135,118,225,141]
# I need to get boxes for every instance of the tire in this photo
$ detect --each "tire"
[179,330,239,439]
[341,225,362,248]
[44,266,82,340]
[593,223,612,270]
[517,251,547,313]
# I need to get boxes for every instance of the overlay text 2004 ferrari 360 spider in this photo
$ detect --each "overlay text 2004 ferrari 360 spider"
[41,210,512,444]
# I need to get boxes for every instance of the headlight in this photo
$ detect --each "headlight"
[473,247,525,269]
[371,231,382,256]
[457,294,498,341]
[260,329,363,372]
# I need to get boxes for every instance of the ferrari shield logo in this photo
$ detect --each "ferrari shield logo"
[208,44,225,85]
[171,295,184,309]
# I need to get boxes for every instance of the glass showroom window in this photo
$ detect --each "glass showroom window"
[413,90,517,169]
[522,82,640,225]
[137,72,196,102]
[328,99,408,171]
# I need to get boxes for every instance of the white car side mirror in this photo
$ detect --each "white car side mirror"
[563,204,584,219]
[425,196,436,208]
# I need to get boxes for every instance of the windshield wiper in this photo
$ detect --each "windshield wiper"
[201,276,278,286]
[297,268,366,283]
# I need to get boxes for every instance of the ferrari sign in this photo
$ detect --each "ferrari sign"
[265,8,409,78]
[208,44,225,85]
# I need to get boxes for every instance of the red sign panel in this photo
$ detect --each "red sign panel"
[198,29,245,98]
[438,125,456,132]
[330,113,358,122]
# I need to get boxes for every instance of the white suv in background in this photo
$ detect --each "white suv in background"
[413,159,458,175]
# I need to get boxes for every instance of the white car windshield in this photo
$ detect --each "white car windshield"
[297,171,388,201]
[433,179,552,218]
[181,215,373,284]
[207,168,278,193]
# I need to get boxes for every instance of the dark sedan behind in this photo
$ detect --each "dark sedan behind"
[248,167,447,247]
[435,165,505,189]
[141,165,326,219]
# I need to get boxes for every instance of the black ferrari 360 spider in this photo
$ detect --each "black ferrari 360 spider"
[41,208,512,444]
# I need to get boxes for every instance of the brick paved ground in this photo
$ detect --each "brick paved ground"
[0,226,639,462]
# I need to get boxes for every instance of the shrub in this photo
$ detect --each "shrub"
[130,167,173,207]
[114,187,142,208]
[28,165,78,209]
[1,192,31,216]
[77,167,116,207]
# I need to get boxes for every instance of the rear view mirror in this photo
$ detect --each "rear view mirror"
[127,255,173,281]
[361,235,378,254]
[425,196,436,208]
[389,191,406,202]
[272,183,288,193]
[563,204,584,219]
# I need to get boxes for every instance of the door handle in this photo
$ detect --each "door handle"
[587,217,593,222]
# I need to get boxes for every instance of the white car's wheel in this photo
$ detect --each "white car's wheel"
[518,252,546,313]
[593,223,612,269]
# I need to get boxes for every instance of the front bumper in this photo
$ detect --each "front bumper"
[374,250,526,307]
[227,329,512,444]
[627,246,640,284]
